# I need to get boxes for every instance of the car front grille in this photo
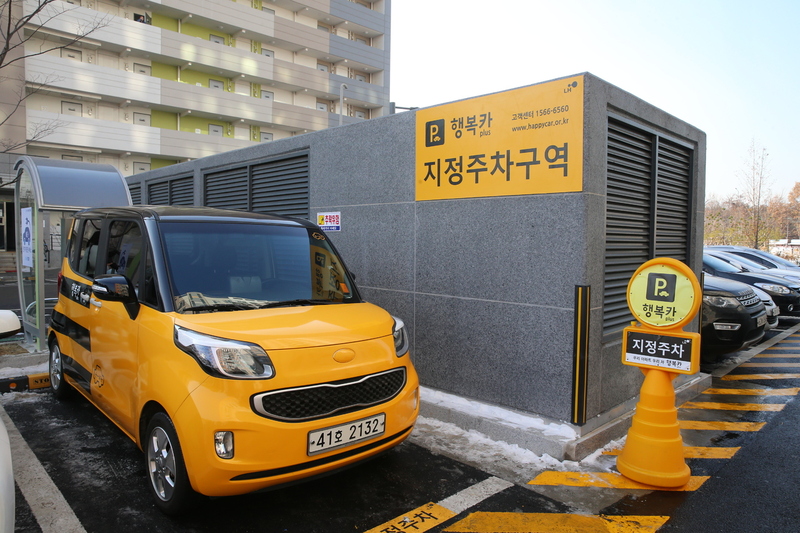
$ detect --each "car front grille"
[736,290,760,309]
[251,367,407,422]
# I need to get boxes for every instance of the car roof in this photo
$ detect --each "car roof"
[73,205,315,228]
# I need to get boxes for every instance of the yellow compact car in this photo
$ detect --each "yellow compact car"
[49,206,419,514]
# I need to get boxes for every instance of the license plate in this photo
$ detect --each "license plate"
[757,314,767,327]
[308,413,385,456]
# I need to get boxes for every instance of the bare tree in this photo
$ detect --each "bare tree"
[0,0,109,153]
[737,140,772,249]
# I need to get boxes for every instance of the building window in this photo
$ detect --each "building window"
[260,132,273,142]
[133,63,151,75]
[61,101,83,116]
[353,108,367,119]
[316,63,329,73]
[316,101,330,112]
[133,112,151,126]
[209,79,225,90]
[261,48,274,58]
[352,70,369,83]
[209,124,224,136]
[261,90,274,100]
[133,162,151,174]
[61,48,82,61]
[134,13,151,24]
[209,34,225,45]
[62,155,83,161]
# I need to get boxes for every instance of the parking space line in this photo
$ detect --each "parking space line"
[722,373,800,380]
[442,512,669,532]
[740,362,800,367]
[363,477,513,533]
[679,401,785,411]
[603,446,740,459]
[703,387,800,395]
[678,420,765,431]
[0,405,86,533]
[528,471,708,491]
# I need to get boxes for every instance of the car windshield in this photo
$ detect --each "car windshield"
[714,253,767,271]
[159,221,358,313]
[704,254,742,274]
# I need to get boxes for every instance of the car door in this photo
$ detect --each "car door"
[89,218,144,434]
[58,217,104,393]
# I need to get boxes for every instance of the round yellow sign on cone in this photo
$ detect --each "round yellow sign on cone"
[627,258,700,329]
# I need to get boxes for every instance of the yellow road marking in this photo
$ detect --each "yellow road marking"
[754,353,800,357]
[603,446,739,459]
[722,373,800,380]
[703,387,800,395]
[363,502,455,533]
[680,401,785,411]
[443,512,669,532]
[740,362,800,367]
[679,420,765,431]
[528,471,708,491]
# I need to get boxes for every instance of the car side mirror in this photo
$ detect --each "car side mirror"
[92,274,140,320]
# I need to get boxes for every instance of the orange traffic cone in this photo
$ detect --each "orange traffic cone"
[616,368,690,487]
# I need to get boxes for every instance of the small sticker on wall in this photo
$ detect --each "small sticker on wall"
[317,212,341,232]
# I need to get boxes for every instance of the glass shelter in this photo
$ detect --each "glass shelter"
[13,157,131,349]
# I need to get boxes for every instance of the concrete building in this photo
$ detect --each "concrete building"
[127,73,708,459]
[1,0,389,171]
[0,0,390,261]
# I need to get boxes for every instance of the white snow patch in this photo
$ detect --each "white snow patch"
[0,363,47,379]
[421,386,578,441]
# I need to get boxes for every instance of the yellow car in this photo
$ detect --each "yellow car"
[49,206,419,514]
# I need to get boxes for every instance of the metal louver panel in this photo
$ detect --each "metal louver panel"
[205,168,248,210]
[604,119,653,337]
[251,156,309,218]
[148,181,169,205]
[129,185,141,205]
[170,176,194,205]
[603,117,694,339]
[655,139,692,260]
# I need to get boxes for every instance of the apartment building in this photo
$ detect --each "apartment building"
[7,0,390,175]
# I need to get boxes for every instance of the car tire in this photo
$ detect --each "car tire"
[144,412,197,515]
[49,338,72,400]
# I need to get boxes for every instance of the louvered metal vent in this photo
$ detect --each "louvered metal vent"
[129,185,141,205]
[603,117,693,339]
[205,168,248,210]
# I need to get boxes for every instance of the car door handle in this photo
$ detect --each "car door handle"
[90,298,103,308]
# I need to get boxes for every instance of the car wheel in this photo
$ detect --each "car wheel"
[49,339,72,400]
[145,412,196,515]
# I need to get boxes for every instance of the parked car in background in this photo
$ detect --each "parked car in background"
[706,245,800,270]
[702,254,800,315]
[751,285,780,330]
[701,275,767,361]
[705,249,800,284]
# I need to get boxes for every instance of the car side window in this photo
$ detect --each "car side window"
[106,221,144,291]
[140,248,161,308]
[75,219,103,279]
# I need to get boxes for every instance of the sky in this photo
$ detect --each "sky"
[390,0,800,202]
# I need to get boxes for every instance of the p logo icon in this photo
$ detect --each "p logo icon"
[646,273,677,302]
[425,119,445,147]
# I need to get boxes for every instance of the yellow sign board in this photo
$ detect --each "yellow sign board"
[415,75,584,201]
[627,259,701,329]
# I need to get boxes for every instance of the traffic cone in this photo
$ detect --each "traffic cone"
[616,368,690,487]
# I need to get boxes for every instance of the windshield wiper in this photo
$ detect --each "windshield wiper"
[181,303,257,313]
[258,299,334,309]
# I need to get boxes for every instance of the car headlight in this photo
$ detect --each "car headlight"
[754,283,790,295]
[392,316,409,357]
[174,326,274,379]
[703,295,742,309]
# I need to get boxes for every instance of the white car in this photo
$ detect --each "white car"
[752,285,780,330]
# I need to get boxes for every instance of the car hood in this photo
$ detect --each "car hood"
[720,271,800,289]
[173,302,394,350]
[703,275,754,296]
